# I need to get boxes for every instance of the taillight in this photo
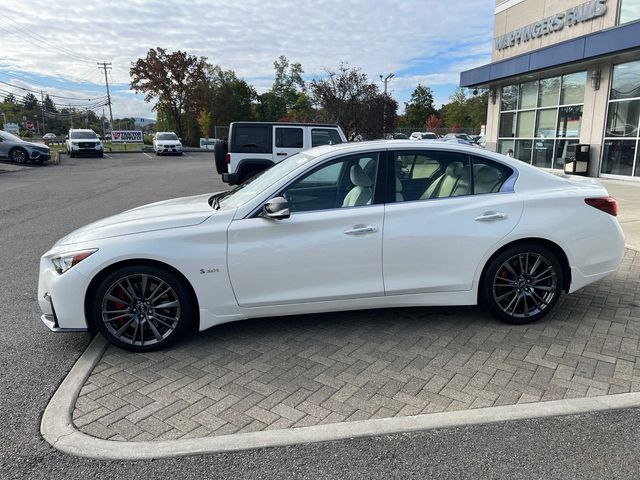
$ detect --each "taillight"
[585,196,617,216]
[225,153,230,164]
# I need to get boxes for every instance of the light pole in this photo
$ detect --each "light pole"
[380,73,394,138]
[1,112,6,130]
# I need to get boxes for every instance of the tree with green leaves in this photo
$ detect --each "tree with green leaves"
[402,84,435,128]
[3,93,17,104]
[130,48,209,140]
[22,93,39,110]
[206,66,256,125]
[257,56,306,121]
[197,110,211,138]
[310,63,396,140]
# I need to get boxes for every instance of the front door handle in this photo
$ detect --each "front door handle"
[344,224,378,235]
[276,152,288,156]
[475,211,507,222]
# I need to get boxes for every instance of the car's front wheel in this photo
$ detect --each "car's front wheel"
[481,244,563,325]
[10,148,27,163]
[92,265,194,351]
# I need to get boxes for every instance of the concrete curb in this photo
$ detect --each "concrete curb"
[42,334,640,460]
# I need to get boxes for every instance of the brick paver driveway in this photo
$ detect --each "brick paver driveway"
[73,249,640,442]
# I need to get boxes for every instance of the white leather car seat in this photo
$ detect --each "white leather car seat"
[421,161,464,199]
[342,164,373,207]
[474,166,503,194]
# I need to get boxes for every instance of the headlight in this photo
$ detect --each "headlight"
[51,249,97,274]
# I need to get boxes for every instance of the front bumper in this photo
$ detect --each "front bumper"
[39,293,88,332]
[156,145,183,154]
[38,255,92,331]
[30,150,51,161]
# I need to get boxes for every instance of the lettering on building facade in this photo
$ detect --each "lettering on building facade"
[495,0,607,51]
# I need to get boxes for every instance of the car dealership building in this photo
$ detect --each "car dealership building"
[461,0,640,180]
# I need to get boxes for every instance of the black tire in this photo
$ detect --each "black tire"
[481,243,563,325]
[97,152,104,158]
[10,148,28,164]
[91,265,195,352]
[69,151,75,158]
[155,151,160,156]
[214,139,228,174]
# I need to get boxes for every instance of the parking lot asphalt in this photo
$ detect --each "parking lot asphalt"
[3,153,640,479]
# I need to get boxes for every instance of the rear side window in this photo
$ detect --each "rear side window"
[231,125,272,153]
[311,128,343,147]
[471,157,513,194]
[275,128,303,148]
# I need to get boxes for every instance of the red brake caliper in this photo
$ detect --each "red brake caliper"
[111,288,128,328]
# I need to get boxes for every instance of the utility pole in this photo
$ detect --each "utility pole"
[97,62,114,132]
[40,90,46,134]
[380,73,394,138]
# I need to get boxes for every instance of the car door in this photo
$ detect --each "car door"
[227,151,385,307]
[273,125,304,162]
[383,150,524,295]
[0,134,7,157]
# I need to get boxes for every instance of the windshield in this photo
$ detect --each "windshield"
[0,131,23,142]
[157,133,178,141]
[219,152,316,209]
[70,131,98,139]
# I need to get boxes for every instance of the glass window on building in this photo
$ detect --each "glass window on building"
[619,0,640,25]
[519,81,538,109]
[497,71,587,168]
[501,85,518,111]
[560,72,587,105]
[601,60,640,177]
[538,77,561,107]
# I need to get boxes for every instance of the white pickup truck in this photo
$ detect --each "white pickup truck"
[215,122,347,184]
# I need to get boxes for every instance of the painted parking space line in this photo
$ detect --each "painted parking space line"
[143,152,152,159]
[103,153,112,159]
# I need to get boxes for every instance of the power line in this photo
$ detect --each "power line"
[0,17,95,64]
[0,79,107,102]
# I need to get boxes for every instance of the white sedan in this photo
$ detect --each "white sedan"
[38,141,625,351]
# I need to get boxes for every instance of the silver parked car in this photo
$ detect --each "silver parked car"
[0,130,51,164]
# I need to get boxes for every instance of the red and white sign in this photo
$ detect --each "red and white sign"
[25,121,34,130]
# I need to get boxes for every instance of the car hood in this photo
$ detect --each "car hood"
[56,193,217,246]
[20,140,49,150]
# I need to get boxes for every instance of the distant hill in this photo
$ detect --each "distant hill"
[133,118,156,128]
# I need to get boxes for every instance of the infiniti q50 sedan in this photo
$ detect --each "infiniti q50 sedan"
[38,141,625,351]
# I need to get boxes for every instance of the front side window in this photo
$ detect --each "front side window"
[311,128,343,147]
[275,127,303,148]
[280,153,380,213]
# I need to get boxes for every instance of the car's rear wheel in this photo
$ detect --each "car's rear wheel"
[92,265,194,351]
[10,148,27,163]
[481,244,563,324]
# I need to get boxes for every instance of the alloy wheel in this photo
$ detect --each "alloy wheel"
[101,273,181,347]
[492,252,558,319]
[12,149,26,163]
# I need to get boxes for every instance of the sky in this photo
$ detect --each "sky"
[0,0,495,121]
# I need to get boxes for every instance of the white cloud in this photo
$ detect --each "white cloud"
[0,0,494,118]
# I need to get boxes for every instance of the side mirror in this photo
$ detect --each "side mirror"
[261,196,290,220]
[65,135,69,140]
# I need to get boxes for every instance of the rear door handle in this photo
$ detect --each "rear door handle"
[276,152,288,156]
[475,211,507,222]
[344,224,378,235]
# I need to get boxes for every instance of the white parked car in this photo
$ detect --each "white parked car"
[38,141,625,351]
[409,132,438,140]
[153,132,183,155]
[42,133,57,140]
[66,129,103,158]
